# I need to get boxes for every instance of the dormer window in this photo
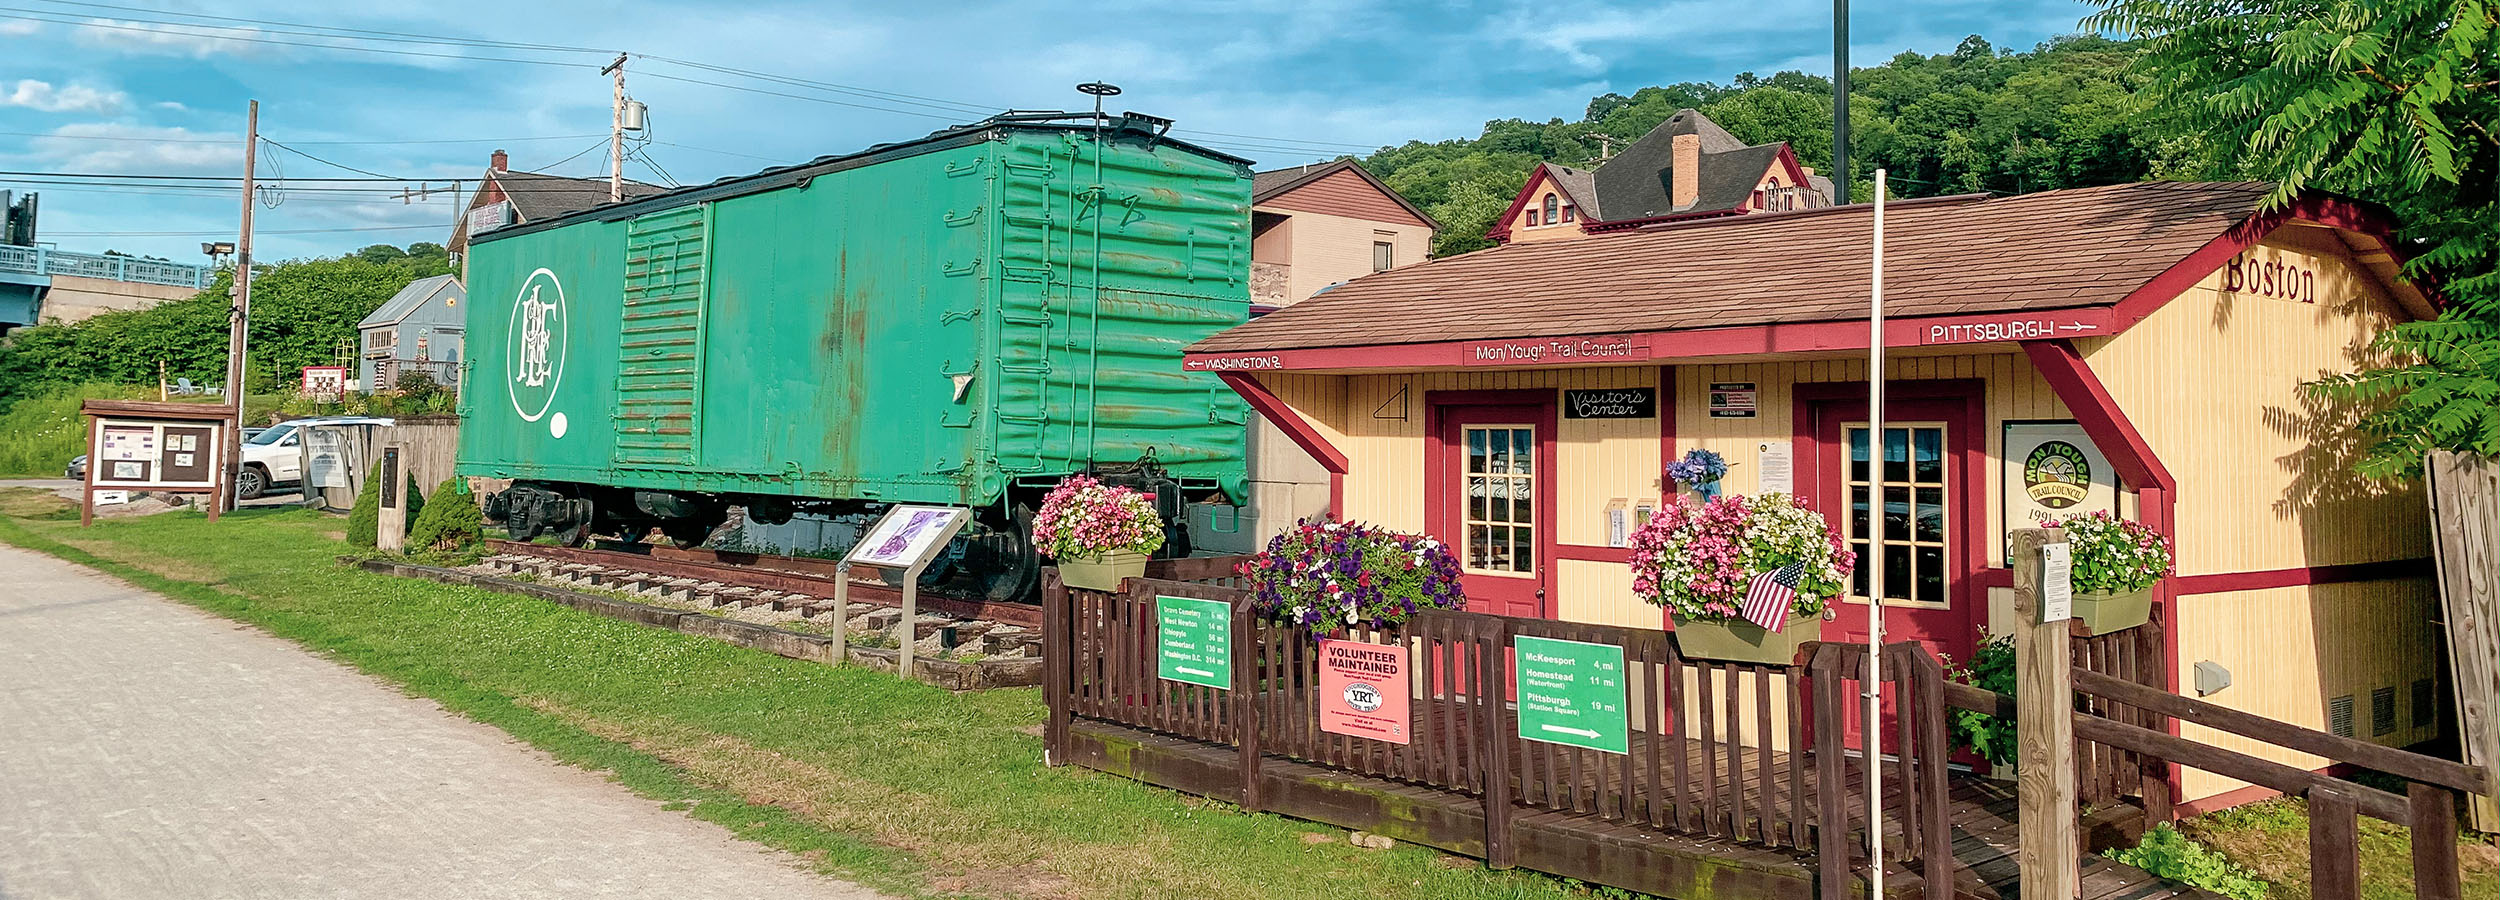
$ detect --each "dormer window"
[1526,209,1540,227]
[1542,193,1558,225]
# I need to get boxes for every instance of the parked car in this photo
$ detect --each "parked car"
[237,417,393,499]
[66,454,86,480]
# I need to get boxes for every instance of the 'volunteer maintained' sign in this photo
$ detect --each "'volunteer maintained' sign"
[1513,635,1630,754]
[1156,595,1232,689]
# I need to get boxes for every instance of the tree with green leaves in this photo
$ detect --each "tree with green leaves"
[2087,0,2500,478]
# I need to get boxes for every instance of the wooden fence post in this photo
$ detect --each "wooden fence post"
[1481,617,1515,869]
[1234,601,1262,811]
[2013,527,2079,900]
[2425,450,2500,832]
[2408,782,2461,900]
[2309,783,2360,900]
[1042,568,1071,767]
[1813,646,1848,900]
[2136,612,2175,824]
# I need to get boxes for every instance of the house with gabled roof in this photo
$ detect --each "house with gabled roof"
[1491,109,1833,245]
[1250,159,1438,310]
[354,274,465,391]
[446,149,668,260]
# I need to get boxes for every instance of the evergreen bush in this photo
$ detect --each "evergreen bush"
[406,478,483,552]
[344,462,423,548]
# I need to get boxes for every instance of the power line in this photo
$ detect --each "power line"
[27,1,611,54]
[651,141,783,163]
[45,223,448,237]
[263,138,413,179]
[632,71,964,121]
[0,11,597,68]
[0,129,605,146]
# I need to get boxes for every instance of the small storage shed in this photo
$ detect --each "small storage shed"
[355,274,465,391]
[1184,180,2442,809]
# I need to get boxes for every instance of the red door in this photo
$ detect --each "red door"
[1428,398,1556,619]
[1799,394,1985,669]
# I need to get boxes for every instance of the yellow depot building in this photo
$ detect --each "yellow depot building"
[1183,180,2442,810]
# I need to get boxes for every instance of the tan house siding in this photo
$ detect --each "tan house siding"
[1261,207,1430,307]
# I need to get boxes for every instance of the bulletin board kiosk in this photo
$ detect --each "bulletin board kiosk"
[80,399,234,526]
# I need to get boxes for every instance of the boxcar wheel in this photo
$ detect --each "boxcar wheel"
[972,504,1040,604]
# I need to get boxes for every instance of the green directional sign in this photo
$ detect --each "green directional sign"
[1156,595,1232,689]
[1514,634,1630,754]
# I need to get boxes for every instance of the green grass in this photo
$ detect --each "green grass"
[2169,795,2500,900]
[0,506,1605,900]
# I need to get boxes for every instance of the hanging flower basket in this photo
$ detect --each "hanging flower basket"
[1666,448,1729,501]
[2048,511,2172,635]
[1033,475,1165,592]
[1629,492,1855,664]
[1240,517,1466,637]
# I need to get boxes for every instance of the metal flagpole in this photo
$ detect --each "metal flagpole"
[1864,167,1888,890]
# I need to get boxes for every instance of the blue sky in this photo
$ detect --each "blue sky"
[2,1,2103,262]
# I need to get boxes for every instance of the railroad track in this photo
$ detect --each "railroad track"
[481,539,1042,628]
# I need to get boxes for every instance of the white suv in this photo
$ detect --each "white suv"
[237,417,394,499]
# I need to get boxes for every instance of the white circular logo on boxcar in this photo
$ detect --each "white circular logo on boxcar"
[505,268,567,423]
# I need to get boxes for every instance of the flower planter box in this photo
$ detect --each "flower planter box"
[2074,586,2153,635]
[1059,551,1150,593]
[1669,613,1817,665]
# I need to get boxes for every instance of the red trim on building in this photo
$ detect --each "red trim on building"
[1554,544,1633,564]
[1218,372,1348,475]
[2170,558,2435,595]
[1424,389,1560,619]
[1185,306,2124,374]
[2017,338,2186,814]
[1659,365,1678,491]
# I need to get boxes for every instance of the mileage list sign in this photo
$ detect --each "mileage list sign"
[1513,635,1630,754]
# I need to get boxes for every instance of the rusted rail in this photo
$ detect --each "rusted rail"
[483,539,1044,627]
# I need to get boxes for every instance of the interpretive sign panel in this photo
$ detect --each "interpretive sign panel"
[844,505,970,570]
[1318,638,1411,744]
[1156,595,1232,689]
[1514,634,1629,754]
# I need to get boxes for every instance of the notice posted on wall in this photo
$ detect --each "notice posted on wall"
[1756,441,1793,495]
[99,425,155,462]
[1318,638,1411,744]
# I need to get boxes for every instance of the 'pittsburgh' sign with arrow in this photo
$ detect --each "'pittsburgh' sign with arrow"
[1919,313,2103,345]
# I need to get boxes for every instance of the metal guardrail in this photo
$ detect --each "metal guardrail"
[0,244,211,289]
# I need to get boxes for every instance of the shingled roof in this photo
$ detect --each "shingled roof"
[490,170,669,222]
[1191,181,2279,354]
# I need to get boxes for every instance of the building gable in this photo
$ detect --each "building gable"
[1256,163,1434,229]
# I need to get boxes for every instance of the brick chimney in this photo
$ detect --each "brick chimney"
[1670,132,1701,209]
[489,149,509,173]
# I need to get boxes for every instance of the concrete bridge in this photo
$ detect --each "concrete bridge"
[0,245,211,330]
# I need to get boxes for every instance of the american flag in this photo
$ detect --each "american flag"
[1741,563,1806,632]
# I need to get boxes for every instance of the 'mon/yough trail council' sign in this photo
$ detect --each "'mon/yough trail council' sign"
[1513,635,1630,754]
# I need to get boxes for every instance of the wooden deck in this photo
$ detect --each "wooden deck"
[1069,719,2218,900]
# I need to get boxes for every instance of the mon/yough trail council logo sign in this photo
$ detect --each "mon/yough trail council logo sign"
[505,267,570,438]
[2022,440,2091,509]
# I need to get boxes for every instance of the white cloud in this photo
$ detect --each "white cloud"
[70,18,269,58]
[27,123,241,174]
[3,79,131,114]
[0,20,39,37]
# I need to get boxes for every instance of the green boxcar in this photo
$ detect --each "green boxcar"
[457,116,1251,598]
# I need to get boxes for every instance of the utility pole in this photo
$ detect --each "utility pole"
[1832,0,1852,204]
[1584,132,1624,165]
[604,53,628,202]
[220,99,258,512]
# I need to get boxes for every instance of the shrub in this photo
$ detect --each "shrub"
[406,478,483,552]
[1944,630,2018,767]
[2050,510,2173,594]
[1031,474,1165,560]
[346,462,381,547]
[1629,493,1854,623]
[1241,517,1466,635]
[2110,825,2269,900]
[344,462,423,548]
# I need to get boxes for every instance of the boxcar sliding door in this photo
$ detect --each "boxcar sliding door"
[612,205,710,469]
